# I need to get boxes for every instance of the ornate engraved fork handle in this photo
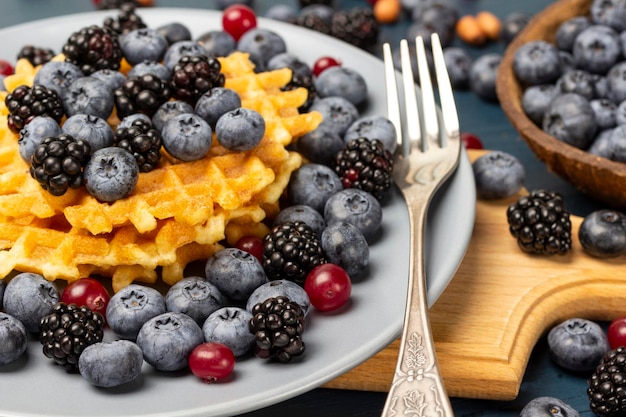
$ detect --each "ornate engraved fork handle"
[381,179,454,417]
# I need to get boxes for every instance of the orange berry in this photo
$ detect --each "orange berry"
[456,15,487,46]
[374,0,402,24]
[476,11,501,41]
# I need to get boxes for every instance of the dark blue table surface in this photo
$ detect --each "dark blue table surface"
[0,0,607,416]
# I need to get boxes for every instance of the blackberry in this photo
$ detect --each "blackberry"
[296,13,332,36]
[114,73,172,118]
[330,8,379,50]
[103,3,147,35]
[62,25,123,75]
[170,54,225,105]
[506,189,572,255]
[113,118,162,172]
[4,84,64,133]
[333,138,394,201]
[588,346,626,416]
[30,133,91,196]
[17,45,55,67]
[263,221,326,285]
[94,0,140,9]
[39,302,105,371]
[248,296,306,363]
[281,73,315,113]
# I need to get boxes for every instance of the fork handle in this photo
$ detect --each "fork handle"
[381,201,455,417]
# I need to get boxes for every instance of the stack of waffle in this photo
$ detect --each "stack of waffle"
[0,52,322,292]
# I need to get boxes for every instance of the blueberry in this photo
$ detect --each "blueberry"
[267,52,312,78]
[607,61,626,103]
[287,163,343,213]
[573,25,621,75]
[579,209,626,257]
[412,2,458,33]
[590,98,617,130]
[559,51,575,74]
[120,28,169,66]
[442,47,472,90]
[90,69,126,91]
[557,69,597,100]
[310,96,360,137]
[344,115,398,154]
[407,21,453,50]
[84,147,139,202]
[151,100,194,132]
[265,4,298,23]
[606,124,626,162]
[61,114,114,153]
[107,284,166,340]
[215,107,265,151]
[501,12,531,44]
[297,126,345,166]
[542,93,597,149]
[78,340,143,387]
[163,40,206,70]
[161,113,212,161]
[588,127,615,158]
[513,41,561,86]
[555,16,591,52]
[33,61,84,97]
[128,60,171,81]
[522,84,558,126]
[0,312,28,366]
[324,188,383,242]
[472,151,525,200]
[205,248,268,301]
[593,74,610,99]
[118,113,152,129]
[321,222,369,279]
[274,205,326,236]
[136,312,204,371]
[315,67,368,106]
[3,272,60,332]
[62,76,114,120]
[591,0,626,32]
[194,87,242,129]
[18,116,61,163]
[299,5,334,24]
[246,279,311,317]
[196,30,236,57]
[469,53,502,101]
[520,397,580,417]
[616,100,626,125]
[237,28,287,72]
[165,276,226,325]
[156,22,192,46]
[548,318,609,372]
[201,306,255,357]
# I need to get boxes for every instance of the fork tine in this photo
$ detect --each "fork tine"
[400,39,420,154]
[430,33,460,144]
[414,36,439,151]
[382,43,403,154]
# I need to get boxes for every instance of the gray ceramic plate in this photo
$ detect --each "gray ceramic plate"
[0,8,475,417]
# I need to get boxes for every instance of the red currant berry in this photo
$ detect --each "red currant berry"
[222,5,257,41]
[608,316,626,349]
[304,263,352,312]
[189,342,235,383]
[312,56,342,77]
[461,132,484,150]
[61,277,110,319]
[0,60,14,76]
[234,235,264,263]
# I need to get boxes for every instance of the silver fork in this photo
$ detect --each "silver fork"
[380,34,461,417]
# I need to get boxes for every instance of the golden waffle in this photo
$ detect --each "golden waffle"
[0,52,322,292]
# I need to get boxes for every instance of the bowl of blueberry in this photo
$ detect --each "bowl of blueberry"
[496,0,626,208]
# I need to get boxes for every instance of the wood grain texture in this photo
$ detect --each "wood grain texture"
[324,149,626,400]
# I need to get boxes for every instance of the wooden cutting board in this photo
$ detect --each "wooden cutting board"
[323,149,626,400]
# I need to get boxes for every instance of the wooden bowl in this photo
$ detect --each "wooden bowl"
[496,0,626,209]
